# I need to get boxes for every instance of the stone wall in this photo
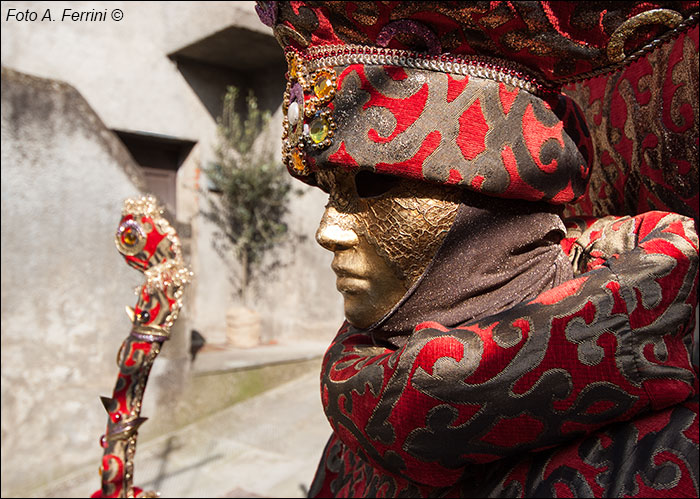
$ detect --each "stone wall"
[0,0,344,346]
[0,3,345,495]
[0,67,180,496]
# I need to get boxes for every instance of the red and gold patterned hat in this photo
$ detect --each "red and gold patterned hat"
[256,1,698,208]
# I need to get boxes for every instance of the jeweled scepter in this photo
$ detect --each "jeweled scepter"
[92,196,192,498]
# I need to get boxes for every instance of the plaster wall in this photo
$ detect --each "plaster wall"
[1,1,262,141]
[0,68,194,496]
[1,3,345,492]
[1,0,344,345]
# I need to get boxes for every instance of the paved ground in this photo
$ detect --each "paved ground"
[32,367,332,498]
[134,368,330,498]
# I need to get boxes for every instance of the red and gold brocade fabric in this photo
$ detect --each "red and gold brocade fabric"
[259,1,699,217]
[310,211,699,497]
[254,2,700,497]
[563,24,699,223]
[312,63,592,204]
[261,1,698,83]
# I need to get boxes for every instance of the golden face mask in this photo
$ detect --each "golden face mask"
[315,167,460,328]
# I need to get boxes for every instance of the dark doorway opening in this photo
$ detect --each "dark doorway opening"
[114,130,196,216]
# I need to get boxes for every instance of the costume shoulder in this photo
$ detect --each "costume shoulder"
[319,209,698,488]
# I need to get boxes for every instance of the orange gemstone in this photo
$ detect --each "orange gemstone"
[291,149,305,173]
[313,72,334,99]
[290,59,299,79]
[123,228,138,246]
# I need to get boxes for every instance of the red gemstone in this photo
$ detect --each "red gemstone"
[100,434,108,448]
[112,412,122,423]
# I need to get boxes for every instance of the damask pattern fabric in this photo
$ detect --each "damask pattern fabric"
[262,1,698,82]
[261,1,699,213]
[309,212,699,497]
[254,2,700,497]
[312,400,699,497]
[563,25,699,223]
[313,63,591,204]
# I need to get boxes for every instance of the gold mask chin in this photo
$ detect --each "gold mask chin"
[315,167,461,329]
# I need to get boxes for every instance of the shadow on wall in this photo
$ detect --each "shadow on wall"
[169,25,287,120]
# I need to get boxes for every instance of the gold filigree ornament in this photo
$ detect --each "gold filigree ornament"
[282,51,337,176]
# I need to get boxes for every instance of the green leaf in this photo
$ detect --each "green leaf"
[201,85,297,295]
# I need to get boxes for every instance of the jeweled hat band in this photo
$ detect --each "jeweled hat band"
[263,2,700,208]
[281,45,542,177]
[282,44,592,204]
[282,51,338,177]
[304,44,545,94]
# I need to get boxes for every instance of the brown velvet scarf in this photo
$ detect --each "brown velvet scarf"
[369,191,574,347]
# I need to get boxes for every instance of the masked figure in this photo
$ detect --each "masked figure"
[256,2,699,497]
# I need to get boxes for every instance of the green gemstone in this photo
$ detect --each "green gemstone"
[309,116,329,143]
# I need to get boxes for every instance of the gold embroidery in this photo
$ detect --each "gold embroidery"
[607,9,683,63]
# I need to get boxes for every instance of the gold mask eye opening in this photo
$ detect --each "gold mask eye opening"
[354,170,400,198]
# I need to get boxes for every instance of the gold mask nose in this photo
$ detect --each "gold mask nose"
[315,206,359,252]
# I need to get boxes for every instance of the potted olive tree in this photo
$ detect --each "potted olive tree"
[203,86,292,347]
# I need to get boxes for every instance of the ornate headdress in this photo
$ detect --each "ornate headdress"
[257,1,698,216]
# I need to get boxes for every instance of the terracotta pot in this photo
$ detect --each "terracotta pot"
[225,305,261,348]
